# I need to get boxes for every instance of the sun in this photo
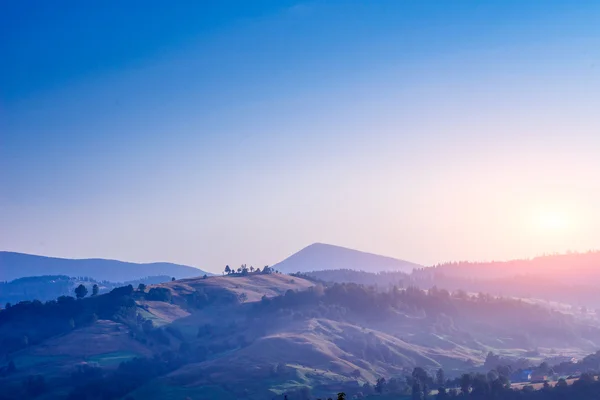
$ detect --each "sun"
[534,209,569,233]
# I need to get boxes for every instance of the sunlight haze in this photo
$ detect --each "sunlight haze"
[2,1,600,273]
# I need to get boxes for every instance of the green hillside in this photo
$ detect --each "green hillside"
[1,272,600,400]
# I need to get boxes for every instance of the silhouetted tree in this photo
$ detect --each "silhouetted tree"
[92,284,99,296]
[412,367,429,395]
[75,284,88,299]
[171,277,175,281]
[238,293,248,303]
[138,283,147,291]
[471,373,490,397]
[375,377,386,394]
[146,287,172,302]
[225,265,231,275]
[579,372,595,384]
[497,365,513,379]
[437,368,445,386]
[522,385,534,393]
[460,373,472,395]
[412,381,424,400]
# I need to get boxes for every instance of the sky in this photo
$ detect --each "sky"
[2,1,600,273]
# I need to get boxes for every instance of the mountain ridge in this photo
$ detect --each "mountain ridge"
[0,251,209,282]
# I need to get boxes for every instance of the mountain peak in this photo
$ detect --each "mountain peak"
[272,243,420,274]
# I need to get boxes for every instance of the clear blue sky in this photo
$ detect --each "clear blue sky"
[2,1,600,272]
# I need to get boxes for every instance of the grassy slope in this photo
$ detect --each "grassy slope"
[8,320,151,375]
[157,273,316,302]
[125,273,600,399]
[4,273,600,400]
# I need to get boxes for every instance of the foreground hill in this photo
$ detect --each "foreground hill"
[272,243,421,274]
[129,279,600,400]
[0,251,208,282]
[2,272,600,400]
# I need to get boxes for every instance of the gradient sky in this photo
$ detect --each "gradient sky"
[2,1,600,273]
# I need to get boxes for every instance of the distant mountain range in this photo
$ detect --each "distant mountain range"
[272,242,421,274]
[0,252,209,282]
[423,251,600,286]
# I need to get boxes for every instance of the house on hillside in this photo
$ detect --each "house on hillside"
[545,355,577,365]
[531,373,549,383]
[511,370,533,383]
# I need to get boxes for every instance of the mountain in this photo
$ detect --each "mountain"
[0,251,209,282]
[272,242,421,274]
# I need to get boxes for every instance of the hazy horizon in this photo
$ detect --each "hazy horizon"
[3,243,600,275]
[3,1,600,272]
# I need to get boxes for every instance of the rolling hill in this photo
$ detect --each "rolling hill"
[0,251,208,282]
[2,271,600,400]
[272,243,421,274]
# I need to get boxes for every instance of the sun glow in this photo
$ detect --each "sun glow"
[534,208,570,233]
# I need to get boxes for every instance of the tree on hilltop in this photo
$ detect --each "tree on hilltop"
[75,284,88,299]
